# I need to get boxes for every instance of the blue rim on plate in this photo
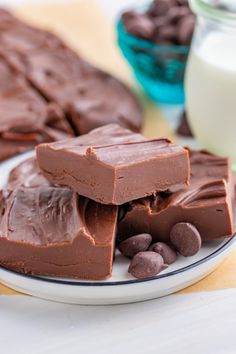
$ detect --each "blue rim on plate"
[0,235,234,287]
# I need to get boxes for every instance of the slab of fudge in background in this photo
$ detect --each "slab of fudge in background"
[118,150,234,242]
[6,47,143,134]
[0,158,118,280]
[0,8,22,30]
[0,54,25,95]
[37,124,190,205]
[0,9,143,136]
[0,55,73,161]
[0,9,66,51]
[0,23,65,54]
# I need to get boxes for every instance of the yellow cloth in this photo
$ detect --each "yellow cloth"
[0,0,235,295]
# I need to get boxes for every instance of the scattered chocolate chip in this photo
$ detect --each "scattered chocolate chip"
[170,222,202,257]
[119,233,152,258]
[149,242,177,264]
[128,251,165,278]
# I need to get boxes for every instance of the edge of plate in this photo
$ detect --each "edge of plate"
[0,235,235,287]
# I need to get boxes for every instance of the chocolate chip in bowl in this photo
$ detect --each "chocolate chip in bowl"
[117,0,195,103]
[118,233,152,258]
[149,242,177,264]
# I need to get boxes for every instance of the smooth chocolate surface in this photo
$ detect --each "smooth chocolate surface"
[149,242,177,264]
[0,9,143,136]
[0,56,73,161]
[189,149,230,182]
[37,124,190,205]
[0,24,65,54]
[52,72,143,135]
[0,9,21,30]
[0,158,118,280]
[118,150,234,241]
[7,47,143,134]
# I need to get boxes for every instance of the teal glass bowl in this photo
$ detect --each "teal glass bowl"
[117,19,190,104]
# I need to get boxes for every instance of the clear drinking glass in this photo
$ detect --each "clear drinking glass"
[185,0,236,165]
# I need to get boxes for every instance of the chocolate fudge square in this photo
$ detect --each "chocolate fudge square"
[118,150,234,242]
[0,158,118,280]
[0,54,25,96]
[37,124,190,205]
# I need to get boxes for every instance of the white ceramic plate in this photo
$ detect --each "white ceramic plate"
[0,152,235,305]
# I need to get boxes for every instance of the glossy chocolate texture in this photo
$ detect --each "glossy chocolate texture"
[7,47,143,135]
[37,124,190,205]
[0,55,73,161]
[122,0,195,46]
[0,158,118,280]
[118,150,234,241]
[0,9,143,136]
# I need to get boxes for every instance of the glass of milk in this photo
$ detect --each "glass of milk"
[185,0,236,165]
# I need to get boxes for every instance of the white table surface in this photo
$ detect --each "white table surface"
[1,290,236,354]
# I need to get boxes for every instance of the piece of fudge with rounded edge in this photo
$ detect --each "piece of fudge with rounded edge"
[36,124,190,205]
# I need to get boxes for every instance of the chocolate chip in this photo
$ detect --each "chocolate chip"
[176,0,189,5]
[153,16,170,31]
[148,0,175,17]
[119,233,152,258]
[123,14,155,39]
[167,6,190,24]
[122,0,195,45]
[170,222,202,256]
[128,251,165,278]
[149,242,177,264]
[121,10,138,24]
[177,15,195,45]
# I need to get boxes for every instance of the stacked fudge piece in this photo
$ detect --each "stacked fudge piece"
[0,9,143,161]
[0,124,234,280]
[0,158,118,280]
